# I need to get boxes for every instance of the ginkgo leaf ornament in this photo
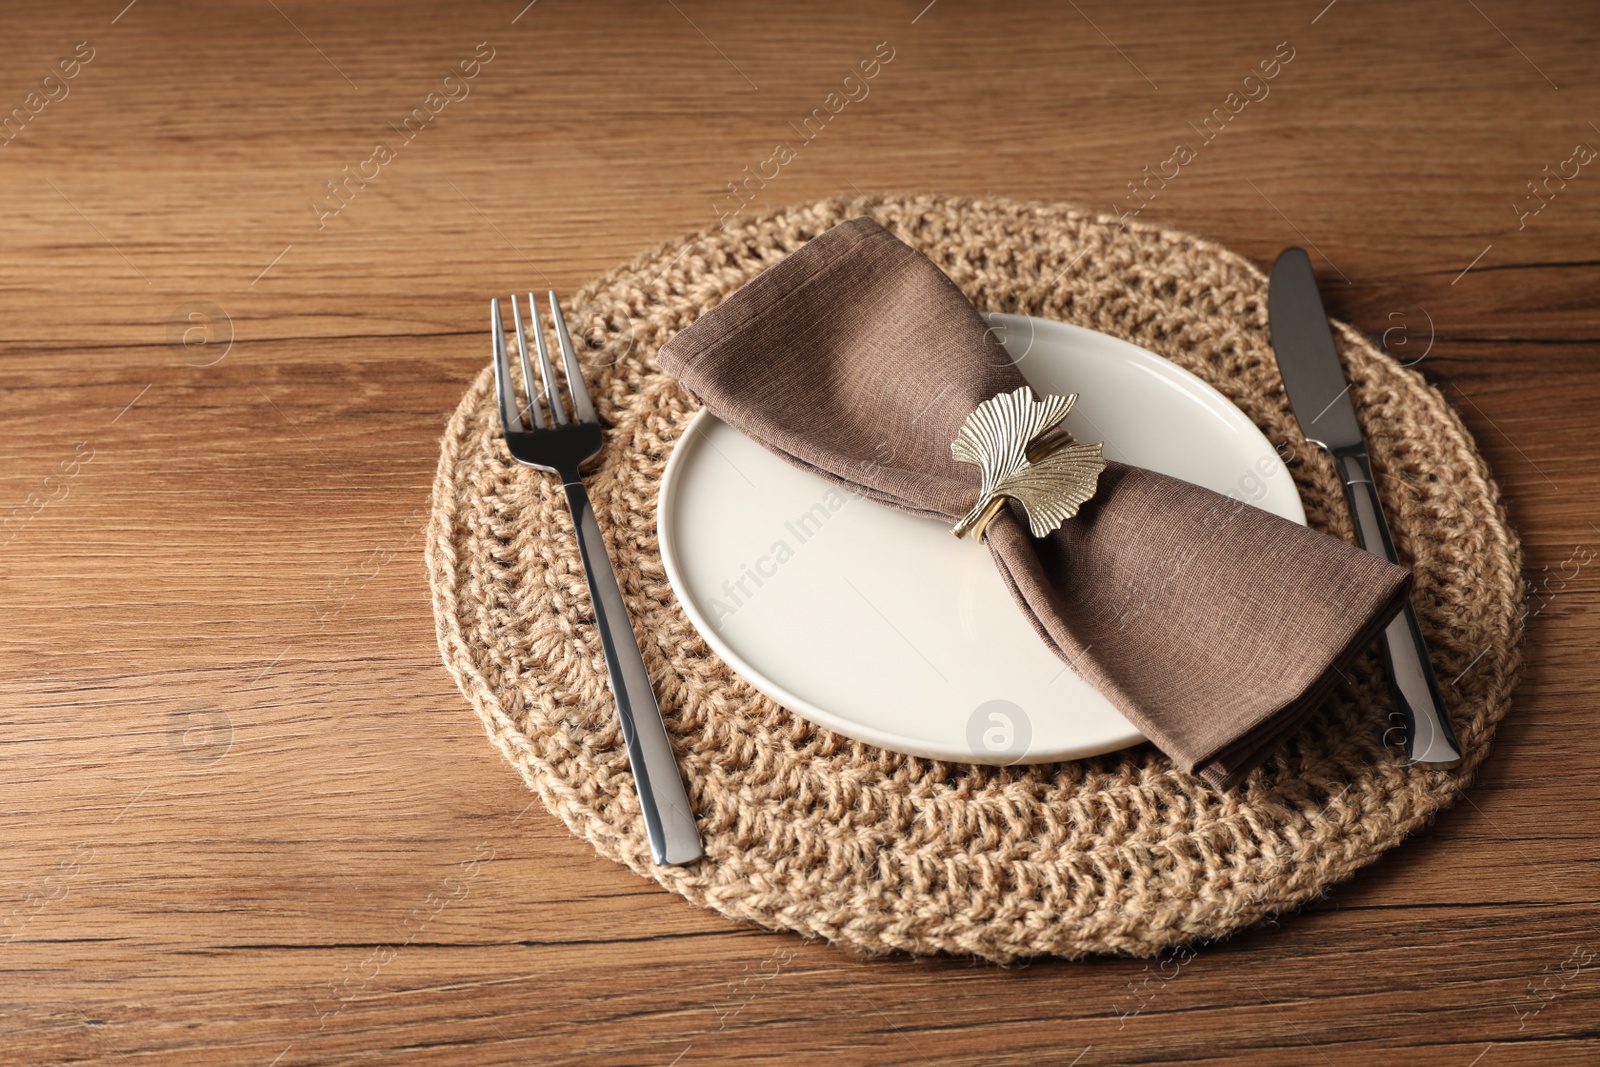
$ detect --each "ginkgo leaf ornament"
[949,386,1107,540]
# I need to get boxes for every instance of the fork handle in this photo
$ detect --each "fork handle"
[563,480,704,865]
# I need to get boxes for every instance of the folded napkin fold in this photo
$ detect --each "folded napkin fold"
[659,217,1410,789]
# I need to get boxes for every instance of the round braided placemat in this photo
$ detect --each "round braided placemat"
[426,195,1523,960]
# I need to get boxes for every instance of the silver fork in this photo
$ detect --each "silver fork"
[491,292,702,865]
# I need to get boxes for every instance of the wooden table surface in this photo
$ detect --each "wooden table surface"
[4,1,1598,1063]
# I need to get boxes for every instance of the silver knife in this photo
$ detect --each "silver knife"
[1267,248,1462,764]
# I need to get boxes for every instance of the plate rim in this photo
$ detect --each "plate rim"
[656,313,1305,763]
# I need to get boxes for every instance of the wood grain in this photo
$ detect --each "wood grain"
[2,1,1598,1063]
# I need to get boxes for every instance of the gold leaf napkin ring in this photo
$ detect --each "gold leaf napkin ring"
[950,387,1107,541]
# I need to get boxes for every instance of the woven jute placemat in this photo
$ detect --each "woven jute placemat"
[426,195,1523,961]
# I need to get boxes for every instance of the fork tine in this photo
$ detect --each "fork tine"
[508,295,546,430]
[548,292,597,424]
[490,298,522,434]
[525,292,568,426]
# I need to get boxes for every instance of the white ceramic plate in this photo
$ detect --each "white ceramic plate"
[657,314,1305,764]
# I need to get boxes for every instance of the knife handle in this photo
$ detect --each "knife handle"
[1333,446,1407,563]
[1330,447,1463,764]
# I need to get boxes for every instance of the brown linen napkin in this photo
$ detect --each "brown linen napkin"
[658,217,1410,789]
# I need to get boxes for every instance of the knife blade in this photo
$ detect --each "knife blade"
[1268,247,1462,764]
